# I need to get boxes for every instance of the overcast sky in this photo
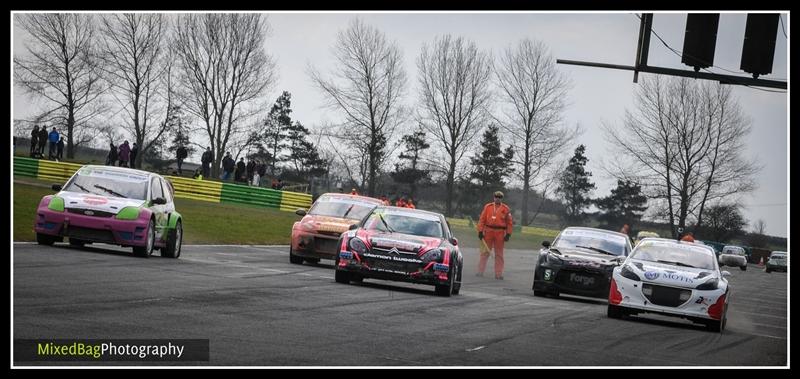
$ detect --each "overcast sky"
[12,12,789,237]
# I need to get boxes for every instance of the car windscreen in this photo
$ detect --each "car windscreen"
[363,211,443,238]
[630,242,716,270]
[308,198,375,220]
[770,254,786,260]
[554,229,628,256]
[64,169,149,200]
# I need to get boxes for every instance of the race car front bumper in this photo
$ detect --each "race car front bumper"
[34,207,151,247]
[610,274,727,321]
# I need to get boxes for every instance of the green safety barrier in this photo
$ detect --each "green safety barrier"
[13,157,312,211]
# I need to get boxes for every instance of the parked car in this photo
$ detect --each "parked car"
[608,238,731,332]
[532,227,632,299]
[290,193,384,265]
[334,206,463,296]
[33,165,183,258]
[765,251,788,273]
[719,245,748,271]
[698,240,726,258]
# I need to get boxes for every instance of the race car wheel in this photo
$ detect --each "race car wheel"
[289,247,304,265]
[36,233,56,246]
[133,220,155,258]
[740,265,747,271]
[607,304,625,319]
[765,267,771,273]
[69,238,87,247]
[705,305,727,333]
[452,263,463,295]
[334,269,351,284]
[162,221,182,258]
[434,263,456,297]
[351,274,364,284]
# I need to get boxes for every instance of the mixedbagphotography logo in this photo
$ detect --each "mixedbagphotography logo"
[14,339,209,362]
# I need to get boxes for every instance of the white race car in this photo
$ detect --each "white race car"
[608,238,731,332]
[719,245,748,271]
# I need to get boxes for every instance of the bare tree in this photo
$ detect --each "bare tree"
[417,35,492,216]
[14,13,105,158]
[173,14,276,178]
[309,18,407,196]
[604,76,758,238]
[494,39,577,225]
[98,14,172,168]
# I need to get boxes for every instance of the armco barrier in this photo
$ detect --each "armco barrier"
[14,157,312,211]
[220,182,282,209]
[165,176,222,204]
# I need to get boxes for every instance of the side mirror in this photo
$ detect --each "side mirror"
[51,184,62,191]
[721,271,731,278]
[348,224,359,230]
[152,197,167,205]
[295,209,307,216]
[542,241,551,248]
[450,238,459,246]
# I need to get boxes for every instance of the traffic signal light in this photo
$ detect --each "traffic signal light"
[740,14,780,79]
[682,14,720,72]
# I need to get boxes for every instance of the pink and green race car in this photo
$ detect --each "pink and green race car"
[33,165,183,258]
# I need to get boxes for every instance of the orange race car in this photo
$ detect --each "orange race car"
[290,193,384,265]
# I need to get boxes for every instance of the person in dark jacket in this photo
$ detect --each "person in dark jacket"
[56,137,64,161]
[106,142,118,165]
[221,152,235,180]
[176,145,188,175]
[30,125,39,157]
[234,157,246,183]
[255,162,266,187]
[129,143,139,169]
[38,126,48,157]
[201,147,213,178]
[246,159,256,185]
[48,127,60,160]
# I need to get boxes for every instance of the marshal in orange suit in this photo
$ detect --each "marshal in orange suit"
[477,191,513,280]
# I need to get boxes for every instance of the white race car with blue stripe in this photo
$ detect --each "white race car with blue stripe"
[608,238,731,332]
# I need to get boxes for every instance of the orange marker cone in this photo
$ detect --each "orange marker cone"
[758,257,765,266]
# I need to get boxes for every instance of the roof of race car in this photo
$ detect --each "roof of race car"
[561,226,631,240]
[636,237,716,255]
[372,206,444,220]
[319,193,384,204]
[77,165,157,181]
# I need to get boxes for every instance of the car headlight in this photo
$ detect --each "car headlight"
[696,278,719,290]
[421,248,443,262]
[620,265,641,281]
[546,252,563,265]
[348,238,367,254]
[47,196,65,212]
[115,206,141,220]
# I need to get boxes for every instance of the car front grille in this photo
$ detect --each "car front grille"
[555,269,607,291]
[642,284,691,307]
[313,237,339,254]
[66,227,116,243]
[67,208,115,218]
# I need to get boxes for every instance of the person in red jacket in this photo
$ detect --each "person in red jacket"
[477,191,513,280]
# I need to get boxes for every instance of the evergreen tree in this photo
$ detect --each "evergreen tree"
[557,144,595,223]
[390,130,431,198]
[286,121,328,178]
[166,105,195,160]
[469,125,514,188]
[595,179,647,230]
[263,91,292,176]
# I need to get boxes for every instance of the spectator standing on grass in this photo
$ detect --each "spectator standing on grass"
[235,157,246,183]
[30,125,39,157]
[201,147,213,177]
[38,126,48,157]
[56,137,64,161]
[118,140,131,167]
[221,152,235,181]
[176,145,188,175]
[255,162,266,187]
[130,143,139,169]
[246,159,256,185]
[276,179,285,190]
[106,142,118,166]
[47,127,59,160]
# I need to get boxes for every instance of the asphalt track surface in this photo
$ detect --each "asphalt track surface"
[13,242,788,366]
